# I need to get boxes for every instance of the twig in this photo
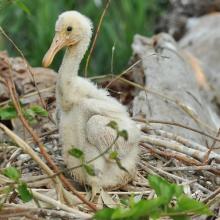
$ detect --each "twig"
[152,129,209,152]
[32,190,90,215]
[84,0,111,77]
[134,118,220,142]
[0,211,39,220]
[163,164,220,172]
[2,204,91,219]
[204,128,220,164]
[141,142,220,180]
[140,161,186,182]
[97,191,150,195]
[140,142,201,166]
[0,86,55,107]
[6,148,22,167]
[141,134,211,161]
[202,187,220,203]
[105,59,141,88]
[151,129,220,162]
[111,42,115,74]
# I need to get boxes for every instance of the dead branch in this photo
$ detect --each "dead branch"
[85,0,111,77]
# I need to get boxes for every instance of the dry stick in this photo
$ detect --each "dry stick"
[151,129,220,161]
[143,132,220,162]
[32,190,91,216]
[0,86,55,107]
[90,73,115,81]
[141,134,208,161]
[84,0,111,77]
[0,212,38,220]
[141,161,186,182]
[4,62,97,211]
[134,118,220,142]
[0,26,55,124]
[1,207,90,220]
[141,143,220,176]
[105,59,142,89]
[202,187,220,204]
[111,42,115,74]
[203,128,220,164]
[141,143,201,166]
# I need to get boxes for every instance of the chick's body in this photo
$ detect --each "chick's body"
[59,77,140,189]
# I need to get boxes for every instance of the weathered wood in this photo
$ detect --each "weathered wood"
[180,13,220,108]
[131,33,217,145]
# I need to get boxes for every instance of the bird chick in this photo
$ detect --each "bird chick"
[43,11,140,198]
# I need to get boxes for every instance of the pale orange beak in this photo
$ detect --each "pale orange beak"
[42,33,66,67]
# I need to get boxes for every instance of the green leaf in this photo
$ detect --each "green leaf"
[109,152,128,172]
[23,109,37,124]
[83,164,95,176]
[175,195,213,216]
[118,130,128,141]
[23,105,48,124]
[29,105,48,117]
[120,198,129,206]
[148,175,183,205]
[3,167,21,182]
[94,175,212,220]
[24,108,36,118]
[68,148,84,159]
[0,106,17,120]
[173,184,184,198]
[107,121,118,131]
[25,108,36,118]
[17,182,33,202]
[109,151,118,160]
[111,198,163,219]
[94,208,115,220]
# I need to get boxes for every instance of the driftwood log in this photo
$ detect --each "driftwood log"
[131,33,219,149]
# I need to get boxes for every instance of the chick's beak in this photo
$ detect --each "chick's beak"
[42,33,66,67]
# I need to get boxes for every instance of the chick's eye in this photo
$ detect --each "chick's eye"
[67,26,72,32]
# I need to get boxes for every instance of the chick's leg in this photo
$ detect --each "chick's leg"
[86,175,102,201]
[90,183,102,201]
